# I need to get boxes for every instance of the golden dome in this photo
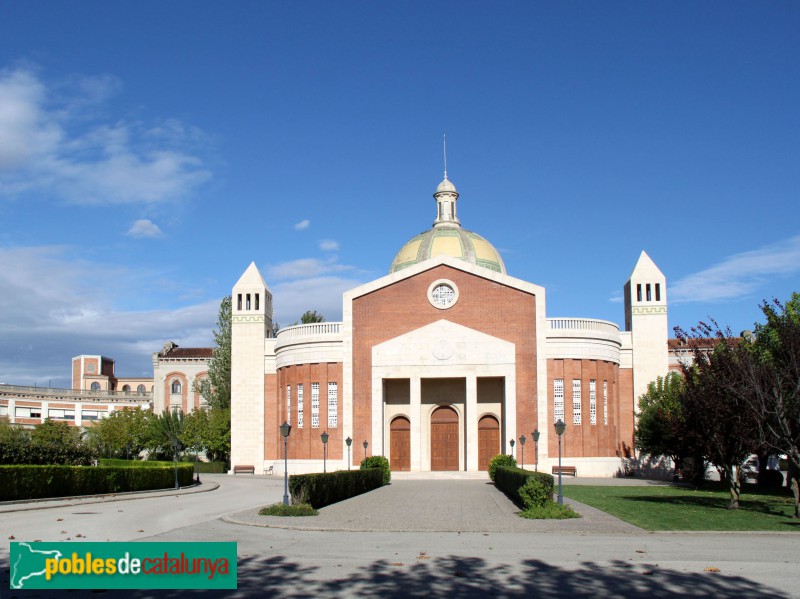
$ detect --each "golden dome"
[390,227,506,274]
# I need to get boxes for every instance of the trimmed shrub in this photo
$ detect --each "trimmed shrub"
[360,455,391,484]
[0,464,194,501]
[488,454,517,482]
[520,502,580,519]
[495,465,554,509]
[259,503,318,517]
[518,476,552,509]
[289,468,384,509]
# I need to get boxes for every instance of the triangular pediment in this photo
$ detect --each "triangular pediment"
[372,319,515,368]
[345,254,544,304]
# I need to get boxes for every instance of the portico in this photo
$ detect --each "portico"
[371,319,516,472]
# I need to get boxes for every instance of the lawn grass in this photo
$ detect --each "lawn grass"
[259,503,318,517]
[562,484,799,531]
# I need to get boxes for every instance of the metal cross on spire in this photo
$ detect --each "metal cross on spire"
[443,132,448,180]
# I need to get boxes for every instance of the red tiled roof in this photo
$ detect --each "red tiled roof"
[158,347,213,359]
[668,337,741,350]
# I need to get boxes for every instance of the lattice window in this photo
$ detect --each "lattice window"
[311,382,320,428]
[589,379,597,425]
[297,383,304,429]
[603,380,608,425]
[286,385,291,425]
[554,379,564,423]
[328,382,338,428]
[572,379,582,425]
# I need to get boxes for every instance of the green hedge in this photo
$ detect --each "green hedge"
[360,455,391,484]
[0,464,194,501]
[99,458,176,468]
[194,461,226,473]
[495,466,554,509]
[289,468,384,509]
[99,458,225,472]
[488,454,517,481]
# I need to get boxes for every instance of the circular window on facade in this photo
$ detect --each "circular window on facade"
[428,279,459,310]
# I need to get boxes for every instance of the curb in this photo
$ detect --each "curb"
[0,481,220,513]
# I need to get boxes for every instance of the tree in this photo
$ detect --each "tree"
[635,373,686,477]
[195,296,232,410]
[206,407,231,464]
[300,310,325,324]
[145,410,185,459]
[748,294,800,518]
[287,310,326,326]
[1,419,94,465]
[676,323,761,509]
[84,408,151,458]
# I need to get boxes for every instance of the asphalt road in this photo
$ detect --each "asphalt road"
[1,474,797,598]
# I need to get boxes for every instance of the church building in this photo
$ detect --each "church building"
[230,173,669,476]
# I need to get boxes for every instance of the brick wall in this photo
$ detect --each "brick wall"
[275,363,343,460]
[547,359,620,458]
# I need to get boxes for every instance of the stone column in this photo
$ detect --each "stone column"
[410,377,421,471]
[466,375,478,471]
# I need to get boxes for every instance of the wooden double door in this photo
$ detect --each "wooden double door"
[431,406,459,471]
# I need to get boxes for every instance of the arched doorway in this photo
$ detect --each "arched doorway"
[390,416,410,471]
[478,415,500,471]
[431,406,459,471]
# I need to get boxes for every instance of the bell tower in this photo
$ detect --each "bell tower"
[624,251,669,406]
[230,261,272,470]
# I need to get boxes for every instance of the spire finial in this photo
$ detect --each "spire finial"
[443,132,447,180]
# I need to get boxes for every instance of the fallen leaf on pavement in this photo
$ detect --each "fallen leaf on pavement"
[390,563,404,567]
[8,535,14,540]
[704,567,721,573]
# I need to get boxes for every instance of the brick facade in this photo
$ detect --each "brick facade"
[351,264,538,451]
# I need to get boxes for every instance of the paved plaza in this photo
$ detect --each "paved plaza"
[1,474,798,598]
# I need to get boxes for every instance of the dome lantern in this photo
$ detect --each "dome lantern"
[390,174,505,275]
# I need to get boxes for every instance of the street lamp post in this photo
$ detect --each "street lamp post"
[172,437,180,490]
[321,431,329,473]
[532,429,540,472]
[195,443,200,484]
[510,438,515,457]
[280,421,291,506]
[363,440,368,464]
[519,435,526,469]
[345,437,352,470]
[554,419,566,504]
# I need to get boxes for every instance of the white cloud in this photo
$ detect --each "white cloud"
[127,219,164,238]
[0,66,210,205]
[0,245,216,386]
[265,257,356,281]
[671,235,800,304]
[319,239,339,252]
[294,219,310,231]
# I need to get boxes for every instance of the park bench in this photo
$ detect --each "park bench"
[263,465,274,476]
[233,464,255,475]
[552,465,577,477]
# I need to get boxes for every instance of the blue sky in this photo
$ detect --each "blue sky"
[1,2,798,387]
